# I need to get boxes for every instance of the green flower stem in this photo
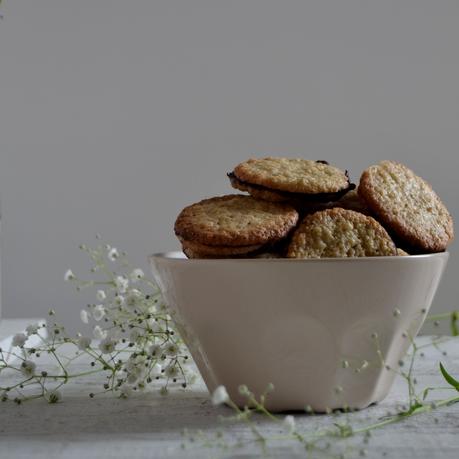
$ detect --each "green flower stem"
[426,311,457,322]
[353,394,459,435]
[250,398,279,423]
[43,369,105,379]
[415,336,451,350]
[0,377,34,392]
[226,399,268,451]
[405,336,418,406]
[48,348,69,382]
[204,320,459,457]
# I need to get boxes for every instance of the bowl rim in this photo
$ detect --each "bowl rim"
[149,251,449,263]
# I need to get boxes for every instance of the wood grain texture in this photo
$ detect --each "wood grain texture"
[1,322,458,459]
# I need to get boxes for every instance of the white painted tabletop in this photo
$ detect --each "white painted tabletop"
[1,319,459,458]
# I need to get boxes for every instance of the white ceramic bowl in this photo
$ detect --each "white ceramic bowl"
[149,252,448,412]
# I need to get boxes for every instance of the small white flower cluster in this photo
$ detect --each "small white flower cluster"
[0,239,193,404]
[282,415,296,434]
[64,269,75,281]
[211,385,229,406]
[73,244,194,396]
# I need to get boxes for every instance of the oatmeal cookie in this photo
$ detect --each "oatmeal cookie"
[359,161,454,252]
[179,237,263,257]
[174,194,299,247]
[287,208,396,258]
[230,157,354,199]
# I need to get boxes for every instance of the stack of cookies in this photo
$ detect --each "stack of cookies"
[174,158,454,259]
[174,195,298,259]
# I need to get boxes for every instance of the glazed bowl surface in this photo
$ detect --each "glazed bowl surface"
[149,252,448,412]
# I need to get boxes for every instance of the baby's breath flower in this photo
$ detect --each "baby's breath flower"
[114,295,125,306]
[1,238,190,407]
[151,363,162,376]
[304,404,313,414]
[265,382,275,393]
[126,289,142,308]
[165,343,179,357]
[119,384,132,398]
[96,290,106,301]
[12,333,27,348]
[186,371,198,385]
[149,344,164,358]
[211,385,229,406]
[25,324,40,336]
[108,247,119,261]
[124,359,136,373]
[93,305,106,321]
[130,268,145,282]
[64,269,75,281]
[127,367,144,384]
[77,336,91,350]
[20,360,36,377]
[46,390,62,404]
[283,415,296,434]
[129,329,141,343]
[128,364,146,384]
[80,309,90,324]
[99,338,116,354]
[165,365,179,379]
[93,325,107,340]
[115,276,128,294]
[134,354,147,365]
[238,385,250,396]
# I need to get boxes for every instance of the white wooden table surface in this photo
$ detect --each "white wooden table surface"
[1,319,459,459]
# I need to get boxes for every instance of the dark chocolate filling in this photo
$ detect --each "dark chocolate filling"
[228,170,356,203]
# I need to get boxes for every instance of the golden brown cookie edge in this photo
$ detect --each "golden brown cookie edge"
[174,194,299,247]
[358,161,454,252]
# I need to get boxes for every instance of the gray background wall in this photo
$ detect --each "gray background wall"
[0,0,458,333]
